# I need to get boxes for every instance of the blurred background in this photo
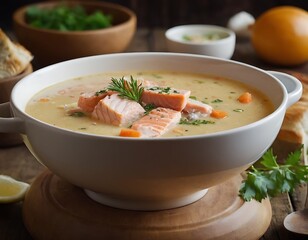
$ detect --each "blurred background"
[1,0,307,30]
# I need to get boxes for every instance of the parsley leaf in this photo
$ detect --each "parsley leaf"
[147,86,179,94]
[211,99,223,103]
[179,118,215,125]
[239,146,308,202]
[144,103,156,114]
[70,111,85,117]
[95,89,107,96]
[233,109,244,112]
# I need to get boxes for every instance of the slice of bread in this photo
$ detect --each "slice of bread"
[273,71,308,165]
[0,29,33,78]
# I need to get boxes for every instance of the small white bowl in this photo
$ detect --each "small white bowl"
[165,25,236,59]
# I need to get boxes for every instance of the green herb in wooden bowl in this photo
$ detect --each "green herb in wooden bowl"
[26,5,113,31]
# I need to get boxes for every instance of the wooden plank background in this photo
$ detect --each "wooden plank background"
[1,0,307,30]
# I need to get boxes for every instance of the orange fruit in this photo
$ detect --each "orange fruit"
[251,6,308,66]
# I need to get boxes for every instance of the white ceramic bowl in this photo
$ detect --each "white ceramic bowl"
[165,25,236,59]
[0,64,33,147]
[0,53,302,210]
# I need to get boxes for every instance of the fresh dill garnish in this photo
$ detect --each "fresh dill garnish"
[95,89,107,96]
[211,99,223,103]
[107,76,144,103]
[239,146,308,202]
[179,118,215,125]
[233,109,244,112]
[189,96,197,100]
[70,112,85,117]
[144,103,156,114]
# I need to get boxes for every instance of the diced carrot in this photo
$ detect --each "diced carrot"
[238,92,252,103]
[39,98,50,102]
[210,109,228,119]
[119,128,141,138]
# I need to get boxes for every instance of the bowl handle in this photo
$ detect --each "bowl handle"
[267,71,303,108]
[0,102,25,134]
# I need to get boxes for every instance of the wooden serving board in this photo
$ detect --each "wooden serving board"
[23,171,272,240]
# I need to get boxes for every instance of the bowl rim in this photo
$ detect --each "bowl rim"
[165,24,236,46]
[11,52,287,142]
[12,0,136,35]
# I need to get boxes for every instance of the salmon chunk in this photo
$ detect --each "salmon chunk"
[142,87,191,111]
[92,94,145,127]
[128,76,156,88]
[183,98,213,116]
[131,107,181,137]
[78,90,108,112]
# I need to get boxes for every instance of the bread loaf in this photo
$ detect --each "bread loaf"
[273,72,308,164]
[0,29,33,78]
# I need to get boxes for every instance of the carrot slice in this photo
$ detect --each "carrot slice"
[210,109,228,119]
[238,92,252,103]
[119,128,141,138]
[39,98,50,102]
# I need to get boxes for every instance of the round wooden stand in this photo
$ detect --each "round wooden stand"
[23,171,272,240]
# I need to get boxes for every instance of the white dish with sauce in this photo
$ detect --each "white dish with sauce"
[165,25,236,59]
[0,52,302,210]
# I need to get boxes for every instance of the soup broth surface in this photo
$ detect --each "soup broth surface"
[26,71,274,137]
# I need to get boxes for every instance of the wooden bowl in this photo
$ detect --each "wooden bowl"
[13,1,136,67]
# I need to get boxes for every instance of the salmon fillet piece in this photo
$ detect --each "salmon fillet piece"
[78,78,156,112]
[122,76,157,88]
[131,107,181,137]
[78,90,108,112]
[142,87,191,111]
[92,94,145,127]
[183,98,213,116]
[132,77,156,88]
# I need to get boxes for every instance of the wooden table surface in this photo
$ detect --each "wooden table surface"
[1,28,308,240]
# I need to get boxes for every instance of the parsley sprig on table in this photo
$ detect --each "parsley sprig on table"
[107,76,144,103]
[239,146,308,202]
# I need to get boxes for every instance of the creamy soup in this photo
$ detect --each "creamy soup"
[26,71,274,137]
[182,32,229,43]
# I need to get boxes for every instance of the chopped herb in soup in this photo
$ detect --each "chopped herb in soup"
[26,71,274,137]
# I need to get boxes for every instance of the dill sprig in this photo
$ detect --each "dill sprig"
[107,76,144,103]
